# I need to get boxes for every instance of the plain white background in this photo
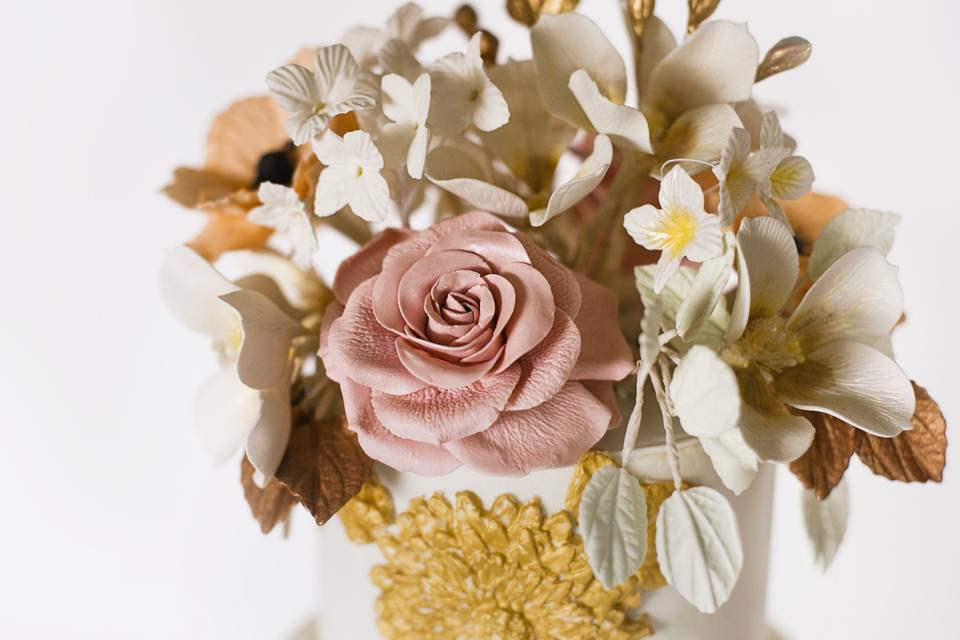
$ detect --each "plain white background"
[1,0,957,638]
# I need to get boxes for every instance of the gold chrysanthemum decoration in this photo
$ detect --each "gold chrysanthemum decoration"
[370,490,652,640]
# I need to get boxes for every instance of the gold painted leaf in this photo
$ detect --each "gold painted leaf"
[240,455,299,534]
[687,0,720,33]
[565,450,616,514]
[756,36,812,82]
[507,0,580,27]
[453,5,479,34]
[789,410,856,500]
[855,382,947,483]
[275,416,374,526]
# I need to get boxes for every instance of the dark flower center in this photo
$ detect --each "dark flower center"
[253,142,296,187]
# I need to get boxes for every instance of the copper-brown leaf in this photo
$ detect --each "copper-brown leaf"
[756,36,812,82]
[187,211,273,261]
[275,416,373,526]
[687,0,720,33]
[789,410,857,500]
[240,456,299,534]
[855,382,947,483]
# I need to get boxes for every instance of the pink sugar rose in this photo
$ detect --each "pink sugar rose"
[319,211,634,476]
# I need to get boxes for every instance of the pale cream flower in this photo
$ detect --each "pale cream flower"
[712,127,789,226]
[377,72,431,179]
[756,111,815,225]
[624,166,723,293]
[428,33,509,136]
[247,183,317,270]
[266,45,377,145]
[341,1,449,68]
[312,130,391,222]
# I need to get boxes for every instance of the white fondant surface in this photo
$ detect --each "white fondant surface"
[314,439,774,640]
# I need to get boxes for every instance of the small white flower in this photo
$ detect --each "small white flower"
[342,1,449,67]
[378,72,431,179]
[266,45,377,145]
[712,127,789,226]
[429,33,510,136]
[312,130,391,222]
[247,183,317,270]
[624,166,723,293]
[757,111,815,223]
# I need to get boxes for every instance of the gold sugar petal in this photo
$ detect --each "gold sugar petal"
[687,0,721,33]
[756,36,813,82]
[338,475,396,544]
[507,0,580,28]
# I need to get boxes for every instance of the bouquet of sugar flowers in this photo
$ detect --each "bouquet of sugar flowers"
[161,0,948,625]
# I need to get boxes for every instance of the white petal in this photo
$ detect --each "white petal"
[313,165,353,217]
[424,146,528,218]
[713,127,753,226]
[531,134,612,227]
[726,231,751,342]
[342,26,386,68]
[580,466,648,589]
[380,73,418,124]
[428,33,496,135]
[411,72,431,125]
[759,110,786,150]
[531,13,627,129]
[406,125,430,179]
[265,63,317,113]
[473,80,510,132]
[656,486,744,613]
[344,130,385,170]
[659,164,704,213]
[802,480,849,571]
[653,252,682,294]
[684,212,723,262]
[657,104,742,166]
[676,250,733,340]
[568,70,651,152]
[216,249,326,312]
[194,366,261,463]
[644,21,758,123]
[699,428,759,495]
[625,204,667,250]
[670,345,741,437]
[738,404,814,462]
[379,39,423,81]
[788,248,903,352]
[769,155,814,200]
[736,216,799,318]
[806,208,900,281]
[219,289,301,390]
[635,263,730,351]
[159,246,239,339]
[376,122,417,170]
[311,130,345,166]
[314,44,363,107]
[349,172,392,222]
[245,377,292,487]
[256,182,300,207]
[637,16,677,99]
[776,341,915,437]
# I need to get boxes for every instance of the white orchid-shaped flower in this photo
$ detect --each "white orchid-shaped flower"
[532,14,759,168]
[248,183,317,270]
[531,134,613,227]
[378,72,431,179]
[342,1,449,67]
[712,127,791,226]
[756,111,815,224]
[266,45,377,145]
[312,130,391,222]
[624,166,723,293]
[159,247,303,486]
[428,33,510,136]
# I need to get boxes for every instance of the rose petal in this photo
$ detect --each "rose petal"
[325,278,428,394]
[506,310,581,411]
[397,250,491,335]
[396,339,502,389]
[570,272,635,381]
[497,262,556,371]
[373,238,432,333]
[445,381,612,476]
[340,377,460,475]
[371,364,520,443]
[333,227,412,304]
[516,234,582,318]
[427,230,531,269]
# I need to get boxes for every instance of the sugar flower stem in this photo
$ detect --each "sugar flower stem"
[651,355,683,490]
[575,150,654,278]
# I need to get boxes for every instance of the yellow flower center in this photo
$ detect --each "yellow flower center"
[723,315,804,375]
[659,208,697,258]
[356,165,364,177]
[312,101,328,115]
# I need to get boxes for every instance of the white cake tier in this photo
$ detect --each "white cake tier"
[314,437,775,640]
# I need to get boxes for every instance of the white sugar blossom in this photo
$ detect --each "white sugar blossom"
[159,247,303,485]
[378,72,431,179]
[342,1,449,67]
[757,111,815,224]
[248,183,317,270]
[624,166,723,293]
[266,45,377,145]
[312,130,391,222]
[429,33,510,136]
[712,127,790,226]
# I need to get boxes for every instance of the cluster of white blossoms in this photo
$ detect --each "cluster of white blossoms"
[161,0,931,619]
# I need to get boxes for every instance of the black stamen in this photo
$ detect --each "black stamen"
[253,142,296,187]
